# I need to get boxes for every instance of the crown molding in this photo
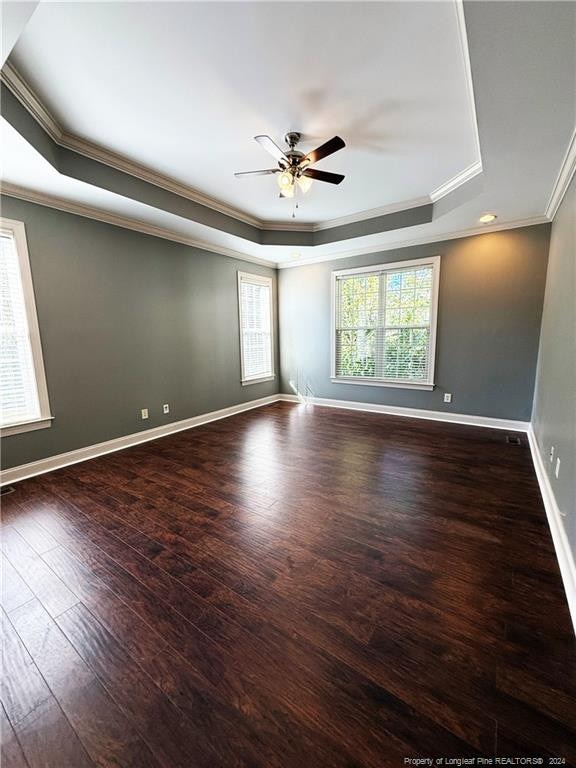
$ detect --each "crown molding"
[277,215,550,269]
[260,197,432,232]
[260,220,316,232]
[59,131,263,228]
[0,182,274,267]
[546,127,576,220]
[430,160,483,202]
[454,0,483,167]
[427,0,483,205]
[312,197,433,231]
[0,62,263,228]
[2,56,484,236]
[1,182,550,272]
[1,61,62,142]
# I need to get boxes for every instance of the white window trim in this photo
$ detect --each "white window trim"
[0,218,53,436]
[331,255,441,390]
[237,271,275,386]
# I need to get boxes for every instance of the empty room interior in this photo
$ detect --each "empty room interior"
[1,0,575,764]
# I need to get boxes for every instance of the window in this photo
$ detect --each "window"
[1,219,52,435]
[238,272,274,385]
[332,256,440,389]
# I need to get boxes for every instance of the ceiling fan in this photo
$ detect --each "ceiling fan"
[234,132,345,198]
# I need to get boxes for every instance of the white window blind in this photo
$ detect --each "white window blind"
[238,272,274,384]
[333,257,440,388]
[0,220,51,433]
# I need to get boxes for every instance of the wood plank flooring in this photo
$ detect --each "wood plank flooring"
[1,401,575,766]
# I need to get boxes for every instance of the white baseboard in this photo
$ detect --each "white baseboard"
[277,393,303,403]
[285,393,575,635]
[2,392,525,487]
[2,391,524,487]
[0,394,281,486]
[527,426,576,636]
[282,393,530,432]
[3,389,573,635]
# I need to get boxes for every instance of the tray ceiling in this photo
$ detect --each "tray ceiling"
[1,1,575,267]
[9,1,480,224]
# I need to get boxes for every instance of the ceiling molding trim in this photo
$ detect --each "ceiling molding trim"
[260,196,431,233]
[545,127,576,220]
[2,59,485,235]
[0,182,275,267]
[0,62,263,228]
[0,183,549,272]
[59,132,263,228]
[277,216,550,269]
[260,220,316,233]
[430,160,482,202]
[311,197,432,232]
[454,0,483,167]
[1,61,62,142]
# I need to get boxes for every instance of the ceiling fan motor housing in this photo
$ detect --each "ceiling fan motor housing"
[284,131,301,149]
[234,132,345,185]
[283,132,306,173]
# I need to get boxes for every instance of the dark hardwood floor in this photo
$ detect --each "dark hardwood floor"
[1,401,575,767]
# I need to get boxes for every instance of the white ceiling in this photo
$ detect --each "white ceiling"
[1,1,38,66]
[0,116,548,269]
[0,119,275,264]
[9,0,480,223]
[2,1,575,267]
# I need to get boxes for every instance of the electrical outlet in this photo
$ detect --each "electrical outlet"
[141,408,149,420]
[555,457,561,479]
[163,403,170,414]
[549,446,555,463]
[444,393,452,403]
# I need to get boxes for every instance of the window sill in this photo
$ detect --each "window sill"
[242,375,276,386]
[331,378,434,391]
[1,416,54,437]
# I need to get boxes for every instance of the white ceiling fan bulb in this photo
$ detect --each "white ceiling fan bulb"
[277,170,294,190]
[296,175,313,194]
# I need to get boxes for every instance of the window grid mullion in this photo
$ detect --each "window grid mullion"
[238,273,274,383]
[333,261,438,386]
[375,271,386,379]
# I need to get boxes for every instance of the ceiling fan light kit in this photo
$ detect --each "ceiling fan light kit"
[235,131,346,202]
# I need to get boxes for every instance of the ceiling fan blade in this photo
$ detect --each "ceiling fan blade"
[234,169,279,178]
[254,135,288,164]
[303,136,345,165]
[302,168,345,185]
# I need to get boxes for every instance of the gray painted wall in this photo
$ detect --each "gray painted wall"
[0,196,279,470]
[0,197,554,472]
[532,175,576,554]
[279,225,551,420]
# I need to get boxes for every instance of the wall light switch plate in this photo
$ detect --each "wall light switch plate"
[141,408,149,420]
[549,446,555,463]
[555,457,561,479]
[444,393,452,403]
[163,404,170,414]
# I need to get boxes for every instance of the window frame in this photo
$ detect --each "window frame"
[331,255,441,390]
[1,218,53,436]
[237,271,275,386]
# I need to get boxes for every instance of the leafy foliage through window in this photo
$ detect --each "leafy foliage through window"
[334,259,438,386]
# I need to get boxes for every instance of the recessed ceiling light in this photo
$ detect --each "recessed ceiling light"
[479,213,497,224]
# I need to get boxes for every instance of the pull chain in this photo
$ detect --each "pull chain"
[292,188,299,219]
